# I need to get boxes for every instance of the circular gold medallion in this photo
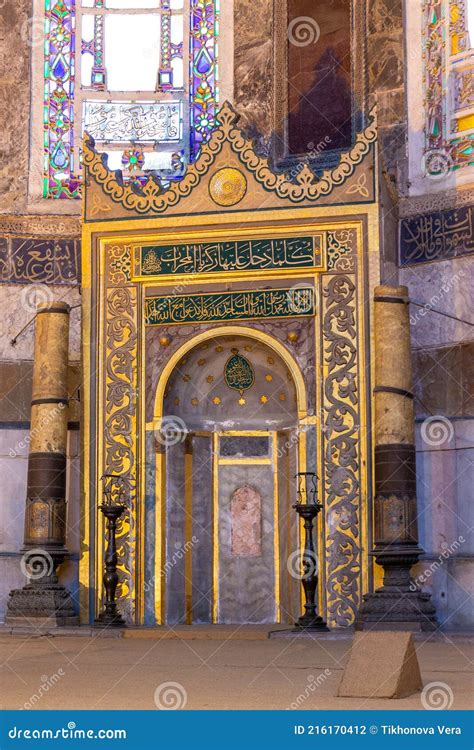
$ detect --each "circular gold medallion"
[209,168,247,207]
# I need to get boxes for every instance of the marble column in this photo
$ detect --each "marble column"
[356,286,437,631]
[6,302,77,626]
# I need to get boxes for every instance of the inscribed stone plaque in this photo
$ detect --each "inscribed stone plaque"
[231,484,262,557]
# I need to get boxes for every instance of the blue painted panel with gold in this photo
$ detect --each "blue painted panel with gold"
[399,205,474,265]
[0,238,81,285]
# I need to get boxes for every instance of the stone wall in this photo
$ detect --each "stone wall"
[400,249,474,628]
[368,0,407,192]
[0,0,30,214]
[367,0,474,628]
[233,0,274,143]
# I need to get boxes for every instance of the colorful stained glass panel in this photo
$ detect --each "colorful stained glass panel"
[43,0,218,198]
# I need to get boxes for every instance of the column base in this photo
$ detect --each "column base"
[355,545,438,632]
[6,582,78,626]
[293,616,330,632]
[355,589,438,632]
[93,612,126,628]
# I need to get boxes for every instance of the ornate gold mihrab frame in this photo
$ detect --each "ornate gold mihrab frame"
[81,103,380,628]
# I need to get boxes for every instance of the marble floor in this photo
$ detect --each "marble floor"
[1,629,473,711]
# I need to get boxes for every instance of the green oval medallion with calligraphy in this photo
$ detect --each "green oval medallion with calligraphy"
[224,351,255,392]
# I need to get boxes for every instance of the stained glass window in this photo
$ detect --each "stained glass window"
[423,0,474,175]
[43,0,219,199]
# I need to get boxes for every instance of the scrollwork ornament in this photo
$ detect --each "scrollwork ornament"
[84,103,378,216]
[322,274,361,627]
[327,229,357,272]
[108,245,132,285]
[104,286,138,621]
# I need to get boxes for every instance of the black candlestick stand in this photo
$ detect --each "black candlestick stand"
[293,472,329,632]
[94,474,127,628]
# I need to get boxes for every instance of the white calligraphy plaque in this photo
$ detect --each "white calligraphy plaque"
[83,100,182,143]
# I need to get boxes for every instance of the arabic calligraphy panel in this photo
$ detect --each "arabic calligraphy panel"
[0,238,81,285]
[400,205,474,265]
[136,234,324,278]
[83,101,183,143]
[144,288,316,326]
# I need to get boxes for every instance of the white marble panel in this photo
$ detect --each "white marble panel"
[0,556,27,623]
[401,256,473,349]
[455,447,474,556]
[0,429,29,458]
[415,428,458,556]
[0,284,82,361]
[0,457,28,552]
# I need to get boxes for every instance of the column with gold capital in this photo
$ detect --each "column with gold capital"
[6,302,78,626]
[355,286,437,631]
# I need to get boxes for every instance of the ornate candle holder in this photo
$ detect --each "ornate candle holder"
[94,474,127,628]
[293,472,329,632]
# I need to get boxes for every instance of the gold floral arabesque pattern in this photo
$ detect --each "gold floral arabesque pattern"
[84,102,377,215]
[327,230,357,272]
[104,286,138,621]
[108,245,132,285]
[321,274,362,628]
